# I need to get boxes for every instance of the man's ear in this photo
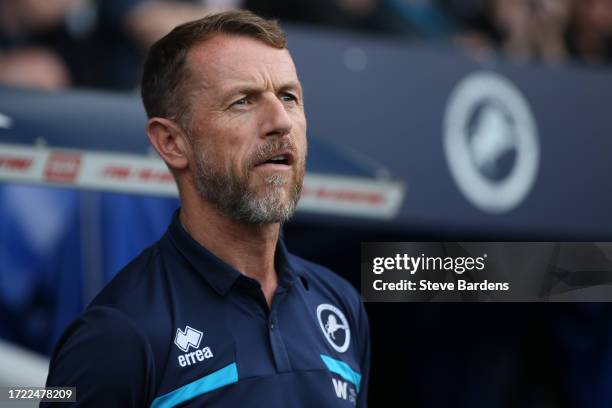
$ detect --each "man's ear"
[146,117,190,171]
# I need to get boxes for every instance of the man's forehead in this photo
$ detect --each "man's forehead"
[186,34,299,91]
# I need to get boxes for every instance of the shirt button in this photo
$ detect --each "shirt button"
[270,322,275,330]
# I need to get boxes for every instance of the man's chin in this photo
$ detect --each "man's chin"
[251,185,291,204]
[238,192,298,225]
[248,173,288,190]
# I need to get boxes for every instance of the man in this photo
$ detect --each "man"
[44,10,370,407]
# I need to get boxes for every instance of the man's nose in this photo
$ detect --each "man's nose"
[259,93,292,138]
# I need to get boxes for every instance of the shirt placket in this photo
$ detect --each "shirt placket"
[268,285,292,373]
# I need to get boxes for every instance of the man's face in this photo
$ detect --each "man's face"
[183,34,307,224]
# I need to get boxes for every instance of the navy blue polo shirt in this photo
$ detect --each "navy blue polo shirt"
[44,210,370,407]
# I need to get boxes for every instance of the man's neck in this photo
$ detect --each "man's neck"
[179,198,280,306]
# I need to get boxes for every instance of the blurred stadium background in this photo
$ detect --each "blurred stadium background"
[1,0,612,406]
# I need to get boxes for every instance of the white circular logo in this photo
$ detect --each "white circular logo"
[443,71,540,214]
[317,304,350,353]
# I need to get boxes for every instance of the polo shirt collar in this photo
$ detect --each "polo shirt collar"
[166,209,298,296]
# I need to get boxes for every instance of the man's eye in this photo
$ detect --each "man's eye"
[232,97,248,106]
[280,93,297,103]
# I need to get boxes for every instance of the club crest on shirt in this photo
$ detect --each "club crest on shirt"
[317,304,350,353]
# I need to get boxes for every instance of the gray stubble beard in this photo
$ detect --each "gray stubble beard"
[191,141,305,225]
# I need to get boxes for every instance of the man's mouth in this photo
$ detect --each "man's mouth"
[253,151,295,170]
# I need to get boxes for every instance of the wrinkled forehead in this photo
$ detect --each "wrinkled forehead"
[185,34,300,95]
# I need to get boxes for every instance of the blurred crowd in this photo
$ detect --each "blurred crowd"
[0,0,611,92]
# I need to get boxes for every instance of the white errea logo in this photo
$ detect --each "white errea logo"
[174,326,214,367]
[175,326,202,352]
